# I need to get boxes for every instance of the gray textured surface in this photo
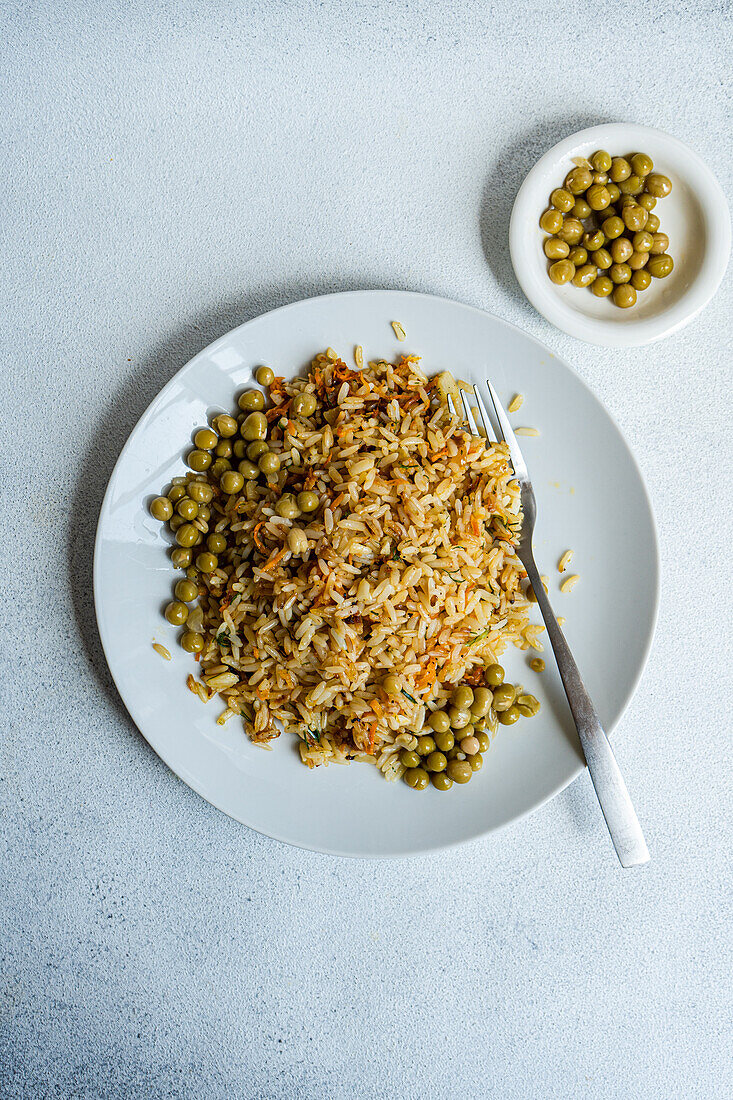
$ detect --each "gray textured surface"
[2,2,732,1098]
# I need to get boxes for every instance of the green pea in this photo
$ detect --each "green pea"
[428,710,451,733]
[433,731,454,753]
[470,686,492,717]
[176,497,199,521]
[210,457,231,479]
[431,773,453,791]
[594,248,613,271]
[610,263,632,285]
[207,533,226,554]
[238,390,265,412]
[451,685,474,710]
[297,491,319,513]
[469,753,483,772]
[181,631,205,653]
[220,470,244,494]
[196,552,218,573]
[400,750,421,769]
[275,495,300,520]
[497,705,520,725]
[647,253,674,278]
[171,548,192,569]
[150,496,173,521]
[247,441,269,461]
[238,460,260,480]
[550,188,574,212]
[601,215,625,240]
[426,751,447,772]
[631,152,653,177]
[164,601,188,626]
[540,208,564,233]
[583,229,605,251]
[492,684,516,711]
[208,459,231,481]
[292,392,317,417]
[174,579,198,603]
[188,482,213,504]
[187,449,212,472]
[516,694,541,717]
[571,197,591,220]
[215,439,233,459]
[591,149,612,173]
[631,269,651,291]
[255,366,275,386]
[565,166,592,194]
[586,184,611,211]
[404,768,429,790]
[446,759,472,784]
[259,452,281,475]
[448,707,471,730]
[241,411,268,441]
[382,674,400,695]
[416,735,436,756]
[591,276,614,298]
[213,414,238,438]
[645,173,672,198]
[475,732,490,752]
[609,157,631,182]
[194,428,218,451]
[176,524,199,548]
[618,174,643,196]
[485,664,505,687]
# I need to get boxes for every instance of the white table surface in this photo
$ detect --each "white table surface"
[2,3,731,1098]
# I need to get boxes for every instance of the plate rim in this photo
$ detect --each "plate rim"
[509,122,731,348]
[93,288,661,857]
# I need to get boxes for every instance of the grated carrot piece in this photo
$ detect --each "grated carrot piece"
[262,547,288,572]
[253,522,267,552]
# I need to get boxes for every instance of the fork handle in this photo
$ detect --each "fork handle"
[522,556,650,868]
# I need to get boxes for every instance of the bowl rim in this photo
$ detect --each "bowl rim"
[509,122,731,347]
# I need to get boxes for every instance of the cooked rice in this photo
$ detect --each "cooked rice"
[182,350,538,775]
[508,393,524,413]
[515,427,540,437]
[153,642,171,661]
[391,321,406,341]
[560,574,580,594]
[558,549,573,573]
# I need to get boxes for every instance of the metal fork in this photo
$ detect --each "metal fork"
[447,385,650,868]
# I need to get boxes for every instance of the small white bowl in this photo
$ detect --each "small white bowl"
[510,123,730,347]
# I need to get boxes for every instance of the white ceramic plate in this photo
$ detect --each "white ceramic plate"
[510,123,730,346]
[94,290,659,856]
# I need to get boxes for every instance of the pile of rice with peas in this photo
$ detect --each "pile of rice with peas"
[181,349,542,780]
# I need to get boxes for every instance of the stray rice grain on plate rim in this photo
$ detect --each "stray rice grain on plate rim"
[148,348,546,792]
